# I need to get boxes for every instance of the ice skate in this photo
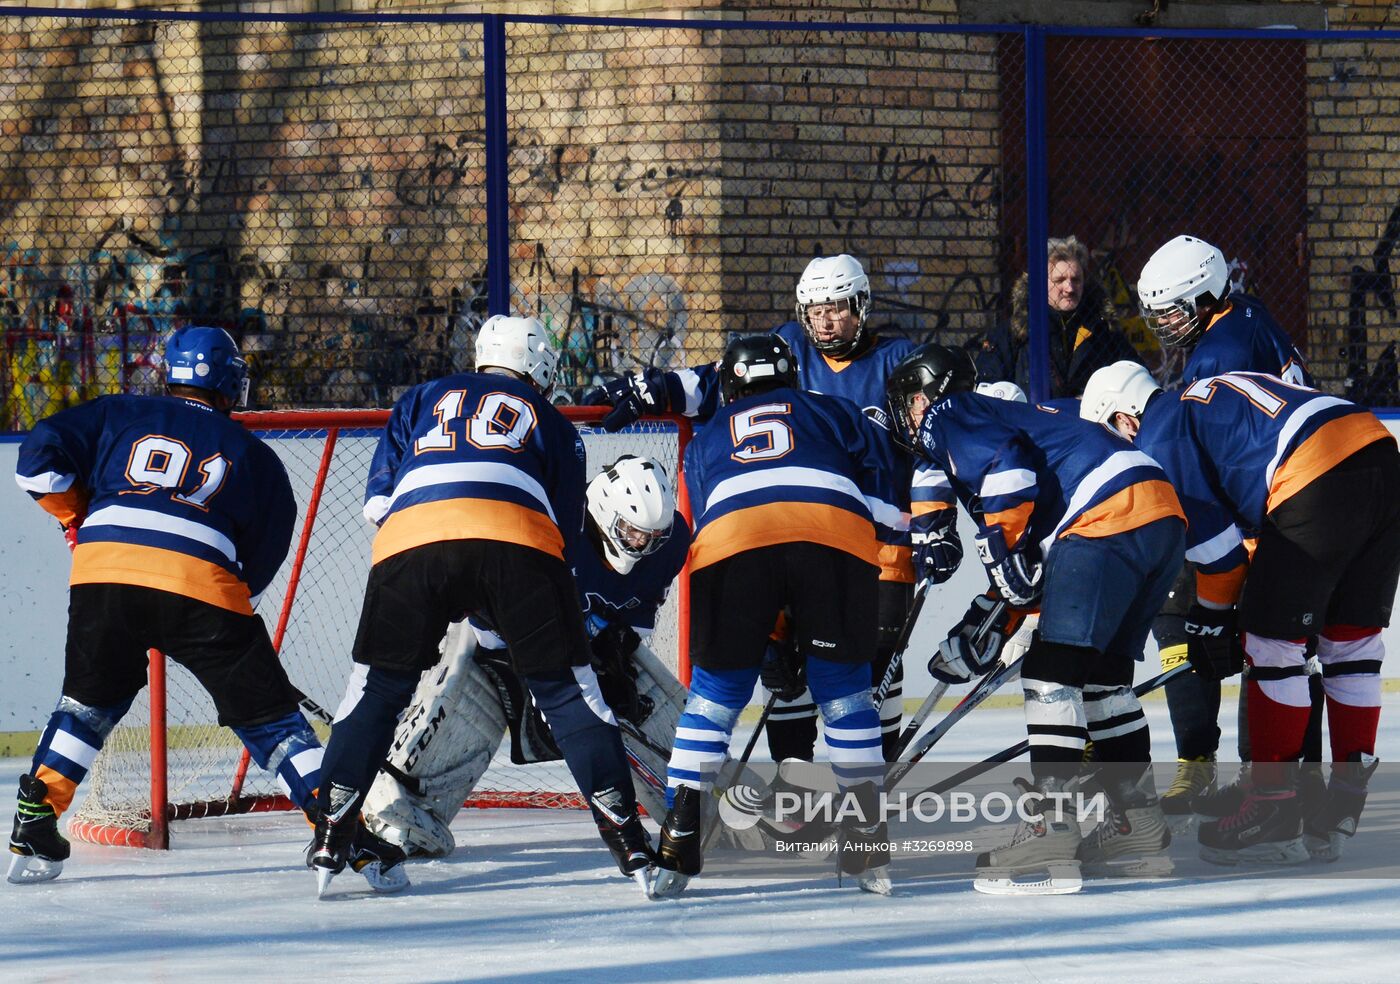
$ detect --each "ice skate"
[836,782,894,896]
[1077,802,1172,877]
[307,783,366,898]
[348,823,410,893]
[1191,762,1249,821]
[652,785,703,899]
[1161,754,1216,833]
[7,774,70,884]
[1305,753,1379,862]
[974,778,1083,896]
[1198,786,1308,866]
[592,793,656,897]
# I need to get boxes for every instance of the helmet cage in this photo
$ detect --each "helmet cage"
[1140,291,1220,348]
[796,292,871,356]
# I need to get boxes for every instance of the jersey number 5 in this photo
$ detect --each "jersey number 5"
[730,403,794,463]
[416,390,538,454]
[125,436,229,510]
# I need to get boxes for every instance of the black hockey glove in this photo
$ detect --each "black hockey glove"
[589,623,651,723]
[930,594,1010,684]
[1183,604,1244,682]
[975,526,1043,608]
[582,368,671,432]
[910,508,963,587]
[760,639,807,702]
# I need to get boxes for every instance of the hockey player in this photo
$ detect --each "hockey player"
[585,255,916,763]
[9,326,404,892]
[1137,234,1315,820]
[652,334,897,898]
[1081,362,1398,864]
[886,344,1186,895]
[361,455,689,858]
[308,316,653,897]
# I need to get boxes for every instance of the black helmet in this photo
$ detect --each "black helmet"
[720,333,799,403]
[885,343,977,446]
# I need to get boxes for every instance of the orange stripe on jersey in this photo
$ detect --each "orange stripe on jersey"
[1197,563,1248,608]
[1063,480,1185,542]
[69,542,253,614]
[878,543,915,583]
[37,488,90,528]
[690,502,880,571]
[1268,414,1394,514]
[372,497,565,565]
[985,502,1035,549]
[911,500,955,518]
[34,766,78,815]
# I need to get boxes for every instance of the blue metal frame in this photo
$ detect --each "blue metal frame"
[482,14,510,317]
[1023,26,1051,404]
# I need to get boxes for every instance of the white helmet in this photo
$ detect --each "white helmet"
[1079,361,1161,428]
[1137,235,1230,348]
[975,380,1028,403]
[475,315,559,392]
[586,455,676,575]
[795,254,871,356]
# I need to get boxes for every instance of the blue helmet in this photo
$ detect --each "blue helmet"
[164,326,248,406]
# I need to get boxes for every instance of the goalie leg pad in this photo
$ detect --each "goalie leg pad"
[362,620,508,857]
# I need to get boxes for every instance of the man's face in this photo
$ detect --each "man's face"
[804,301,858,348]
[908,391,933,435]
[1047,259,1084,313]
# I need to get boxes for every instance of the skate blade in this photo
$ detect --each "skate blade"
[1081,855,1175,878]
[857,865,894,896]
[1199,838,1309,867]
[1165,813,1198,836]
[315,866,338,899]
[974,861,1082,896]
[650,868,690,899]
[631,867,654,898]
[1304,834,1343,863]
[7,852,62,884]
[360,861,410,894]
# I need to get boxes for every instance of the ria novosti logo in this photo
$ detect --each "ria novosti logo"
[716,783,1108,830]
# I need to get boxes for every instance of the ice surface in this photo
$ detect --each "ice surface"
[2,700,1397,984]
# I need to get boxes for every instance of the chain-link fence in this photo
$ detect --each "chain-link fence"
[1,12,1397,428]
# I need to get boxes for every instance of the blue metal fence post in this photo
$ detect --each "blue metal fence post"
[483,14,510,317]
[1024,25,1050,403]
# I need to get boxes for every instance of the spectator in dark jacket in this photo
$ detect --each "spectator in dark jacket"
[977,236,1142,398]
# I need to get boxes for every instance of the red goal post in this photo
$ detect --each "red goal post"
[65,407,693,849]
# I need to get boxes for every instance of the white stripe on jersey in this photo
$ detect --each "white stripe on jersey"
[673,367,708,416]
[1186,523,1245,567]
[1039,450,1160,555]
[981,467,1037,498]
[912,466,951,491]
[83,504,238,564]
[704,465,869,517]
[386,461,557,523]
[15,469,76,495]
[1264,395,1350,490]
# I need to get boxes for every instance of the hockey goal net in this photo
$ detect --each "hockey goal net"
[67,407,692,848]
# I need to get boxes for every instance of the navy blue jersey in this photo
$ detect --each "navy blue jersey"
[573,510,691,636]
[913,393,1184,557]
[1134,372,1393,606]
[364,372,586,566]
[684,386,897,572]
[663,322,916,580]
[15,394,296,614]
[1183,294,1312,387]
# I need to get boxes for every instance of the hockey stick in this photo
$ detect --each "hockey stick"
[891,598,1008,759]
[888,651,1025,788]
[699,690,779,853]
[902,663,1191,799]
[871,581,929,707]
